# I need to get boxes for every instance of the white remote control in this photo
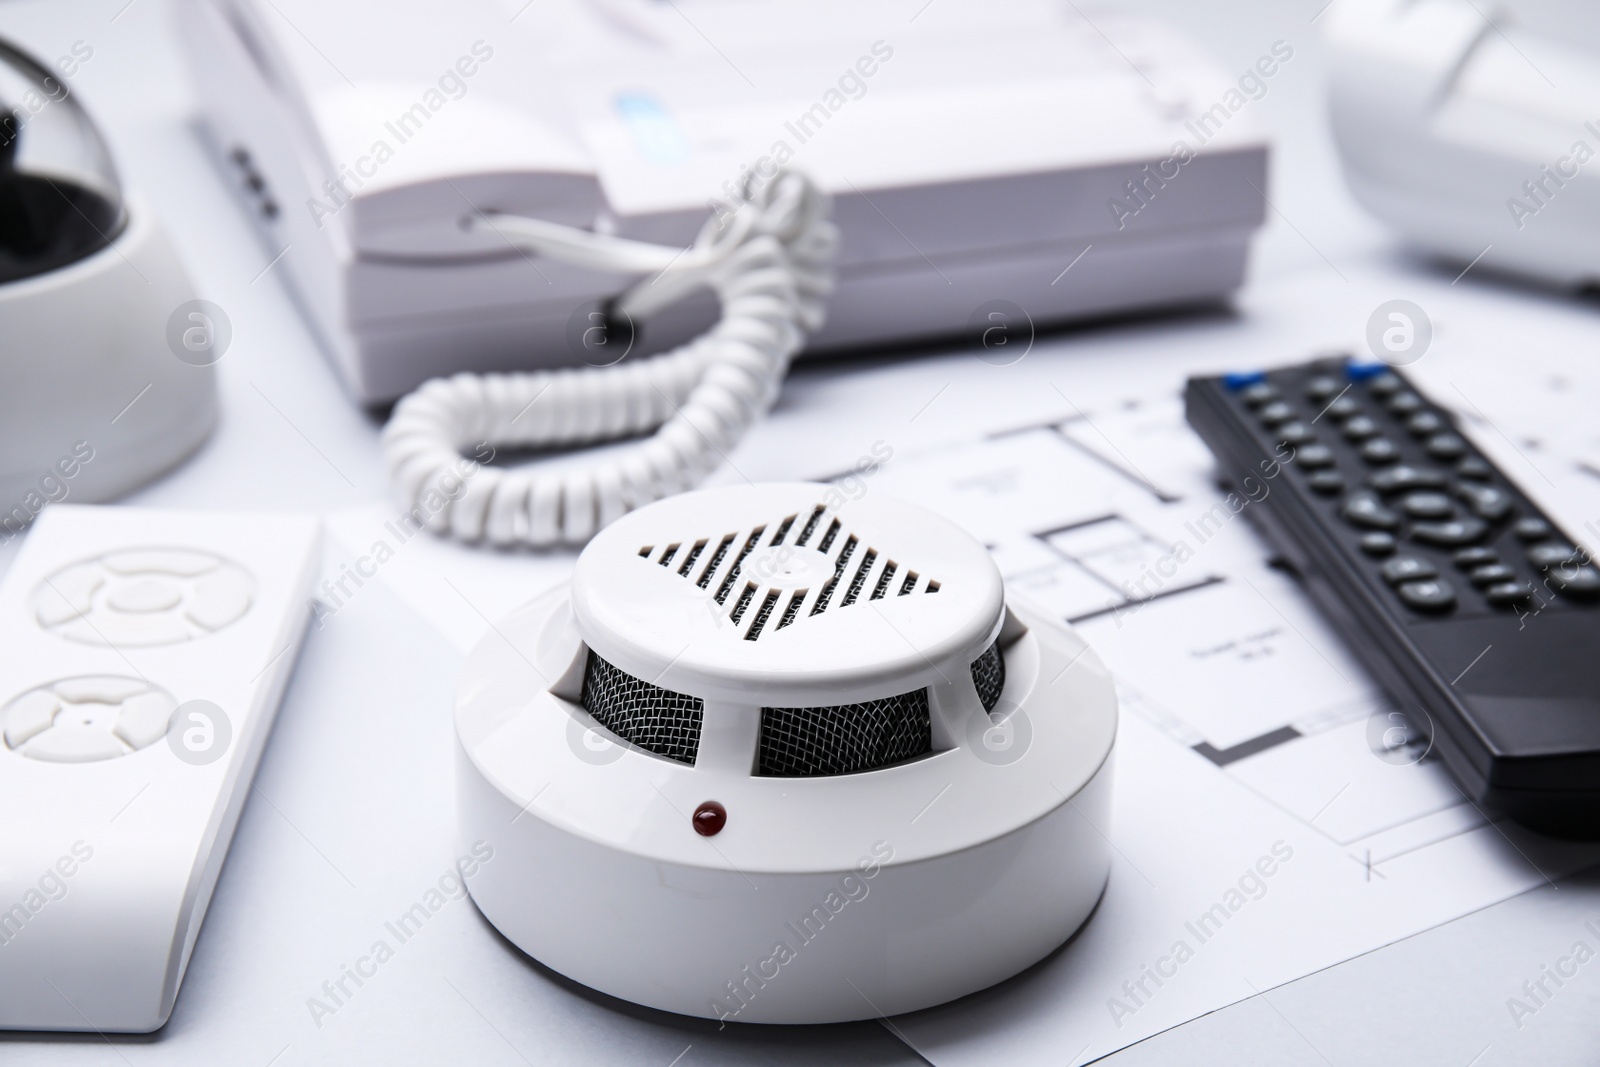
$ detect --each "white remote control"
[0,505,320,1032]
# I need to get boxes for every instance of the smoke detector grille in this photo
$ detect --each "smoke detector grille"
[575,635,1005,776]
[580,652,704,765]
[971,639,1006,713]
[756,689,931,778]
[638,505,941,642]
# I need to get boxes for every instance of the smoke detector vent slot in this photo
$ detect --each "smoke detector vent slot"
[744,590,783,641]
[677,539,706,577]
[871,561,898,601]
[841,548,878,607]
[696,534,735,590]
[728,582,758,625]
[714,526,767,605]
[794,505,825,546]
[816,518,841,553]
[811,535,858,616]
[775,590,807,630]
[770,512,797,545]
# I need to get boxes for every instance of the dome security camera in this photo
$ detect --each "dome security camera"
[0,38,216,528]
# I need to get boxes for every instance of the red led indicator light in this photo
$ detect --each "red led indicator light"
[693,801,726,836]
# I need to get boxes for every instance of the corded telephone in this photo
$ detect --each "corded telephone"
[177,0,1270,544]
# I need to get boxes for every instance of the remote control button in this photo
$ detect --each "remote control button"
[33,563,102,628]
[1360,532,1396,556]
[1258,401,1295,425]
[1469,563,1516,586]
[1276,421,1314,445]
[1306,375,1342,399]
[1369,465,1447,493]
[23,728,127,764]
[1485,581,1532,607]
[1361,438,1401,464]
[1241,382,1278,406]
[1412,518,1488,547]
[1343,492,1400,529]
[1398,578,1456,612]
[1225,370,1267,390]
[1456,457,1492,480]
[1296,444,1335,468]
[1513,517,1552,541]
[107,579,183,614]
[1368,372,1403,396]
[1454,547,1498,568]
[1401,492,1454,519]
[3,690,59,748]
[1382,557,1438,584]
[113,691,178,750]
[1528,544,1582,569]
[187,572,254,631]
[1546,564,1600,599]
[1323,396,1361,419]
[1426,433,1468,460]
[102,548,220,577]
[1406,412,1445,436]
[1342,416,1380,440]
[1455,484,1513,521]
[1529,545,1600,597]
[54,677,148,703]
[1388,392,1425,414]
[1309,471,1345,494]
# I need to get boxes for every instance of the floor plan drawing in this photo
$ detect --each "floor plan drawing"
[865,390,1600,1066]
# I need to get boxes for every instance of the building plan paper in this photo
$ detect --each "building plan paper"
[871,386,1600,1065]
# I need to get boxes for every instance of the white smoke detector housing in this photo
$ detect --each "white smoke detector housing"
[455,483,1117,1023]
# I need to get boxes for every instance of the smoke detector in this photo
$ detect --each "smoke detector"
[455,483,1118,1023]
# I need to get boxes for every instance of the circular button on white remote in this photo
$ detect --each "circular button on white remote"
[32,547,256,647]
[2,676,179,763]
[107,579,183,614]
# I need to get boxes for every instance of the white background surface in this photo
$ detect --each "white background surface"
[5,0,1600,1063]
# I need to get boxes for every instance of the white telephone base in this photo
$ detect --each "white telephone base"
[177,0,1270,403]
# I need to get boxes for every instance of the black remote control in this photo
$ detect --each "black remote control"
[1185,355,1600,839]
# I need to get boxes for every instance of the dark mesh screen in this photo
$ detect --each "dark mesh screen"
[757,690,931,777]
[580,652,704,765]
[971,639,1006,712]
[576,638,1006,777]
